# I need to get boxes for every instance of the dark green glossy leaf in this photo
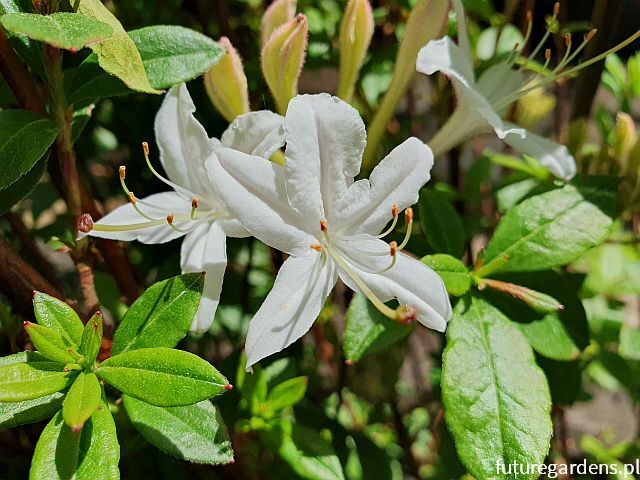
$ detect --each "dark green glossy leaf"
[0,110,58,190]
[24,322,81,364]
[123,396,233,465]
[442,296,552,480]
[343,293,413,363]
[421,254,471,296]
[481,177,618,274]
[418,190,465,258]
[80,312,103,366]
[0,12,112,50]
[30,404,119,480]
[97,347,229,407]
[0,356,76,401]
[33,292,84,346]
[112,273,204,356]
[0,154,46,215]
[62,372,101,431]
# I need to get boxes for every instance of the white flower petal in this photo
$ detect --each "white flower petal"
[333,138,433,236]
[245,253,337,370]
[475,61,523,110]
[155,84,217,196]
[416,36,475,88]
[221,110,285,158]
[86,192,190,244]
[284,94,367,225]
[502,124,577,181]
[181,223,228,334]
[338,237,451,331]
[206,148,315,256]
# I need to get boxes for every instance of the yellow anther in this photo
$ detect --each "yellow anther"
[128,192,136,204]
[142,141,149,156]
[119,166,126,180]
[404,207,413,224]
[389,241,397,257]
[565,33,572,48]
[391,204,399,218]
[310,243,323,252]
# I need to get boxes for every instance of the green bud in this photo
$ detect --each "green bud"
[337,0,374,103]
[80,311,103,367]
[261,0,297,48]
[478,279,564,315]
[261,13,308,115]
[614,112,637,173]
[204,37,250,123]
[24,321,82,365]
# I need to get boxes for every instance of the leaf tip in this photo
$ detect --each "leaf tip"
[224,383,234,391]
[344,359,354,366]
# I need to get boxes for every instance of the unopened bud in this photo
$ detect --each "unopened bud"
[261,0,297,47]
[77,213,94,233]
[261,14,308,114]
[614,112,637,170]
[204,37,250,123]
[479,278,564,315]
[337,0,374,103]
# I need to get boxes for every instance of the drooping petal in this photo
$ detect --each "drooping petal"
[86,192,191,244]
[338,236,451,331]
[284,94,367,224]
[416,36,475,89]
[154,84,217,196]
[502,123,577,181]
[180,223,228,333]
[206,148,315,256]
[245,253,337,370]
[333,137,432,236]
[221,110,285,158]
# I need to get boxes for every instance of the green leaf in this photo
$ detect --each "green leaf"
[77,0,160,94]
[480,177,618,274]
[0,154,47,215]
[0,110,59,191]
[0,12,112,50]
[261,420,345,480]
[30,405,119,480]
[419,190,465,258]
[441,296,552,480]
[0,352,64,428]
[33,292,84,346]
[236,357,268,414]
[112,273,204,355]
[620,326,640,361]
[80,312,103,366]
[96,347,230,407]
[343,293,413,363]
[123,396,233,465]
[0,0,46,78]
[421,254,471,296]
[577,243,640,296]
[24,322,81,364]
[62,371,101,431]
[265,376,308,413]
[0,357,76,402]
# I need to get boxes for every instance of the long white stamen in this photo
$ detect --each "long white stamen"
[141,142,193,198]
[377,204,399,238]
[166,214,192,234]
[397,208,413,251]
[128,192,161,221]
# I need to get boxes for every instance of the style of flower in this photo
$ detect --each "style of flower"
[206,94,452,370]
[417,0,578,181]
[79,84,285,333]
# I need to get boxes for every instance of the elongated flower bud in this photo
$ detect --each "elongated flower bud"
[261,0,297,47]
[337,0,374,103]
[204,37,250,123]
[614,112,637,172]
[478,278,564,315]
[261,13,308,115]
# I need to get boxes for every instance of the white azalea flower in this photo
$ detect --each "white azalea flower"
[80,84,284,333]
[416,0,577,181]
[206,94,452,370]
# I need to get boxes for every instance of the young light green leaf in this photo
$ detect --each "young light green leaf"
[343,293,413,363]
[236,357,268,414]
[30,405,119,480]
[260,420,345,480]
[265,376,308,413]
[24,321,81,365]
[96,347,230,407]
[0,352,64,428]
[33,291,84,346]
[0,110,58,191]
[620,326,640,361]
[80,312,103,366]
[77,0,160,94]
[0,154,47,215]
[421,254,471,296]
[112,273,204,355]
[442,296,552,480]
[418,190,465,258]
[62,371,102,431]
[0,359,76,402]
[123,396,233,465]
[480,177,618,275]
[0,12,112,50]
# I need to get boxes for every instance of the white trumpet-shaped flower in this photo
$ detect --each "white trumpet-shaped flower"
[206,94,452,370]
[417,0,577,181]
[80,84,284,333]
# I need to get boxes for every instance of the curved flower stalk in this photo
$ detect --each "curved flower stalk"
[206,94,452,370]
[417,1,586,180]
[79,84,285,333]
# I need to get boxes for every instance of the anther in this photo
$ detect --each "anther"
[404,208,413,224]
[392,204,398,217]
[553,2,560,18]
[565,33,572,48]
[310,243,323,252]
[320,220,328,232]
[77,213,94,233]
[192,196,199,209]
[397,208,414,251]
[526,10,532,23]
[119,165,126,180]
[142,141,149,156]
[128,192,136,204]
[166,214,175,224]
[396,305,418,324]
[389,241,397,257]
[378,204,400,238]
[166,213,191,233]
[587,29,597,42]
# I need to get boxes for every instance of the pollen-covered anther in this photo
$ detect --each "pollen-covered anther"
[553,1,560,17]
[391,204,399,218]
[389,241,397,256]
[526,10,532,23]
[310,243,323,252]
[192,196,199,209]
[404,207,413,224]
[587,29,598,42]
[320,220,328,232]
[77,213,94,233]
[166,214,175,224]
[142,141,150,156]
[565,33,572,48]
[396,305,418,324]
[128,192,136,205]
[119,165,126,180]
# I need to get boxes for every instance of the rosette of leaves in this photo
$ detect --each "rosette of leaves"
[0,273,234,479]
